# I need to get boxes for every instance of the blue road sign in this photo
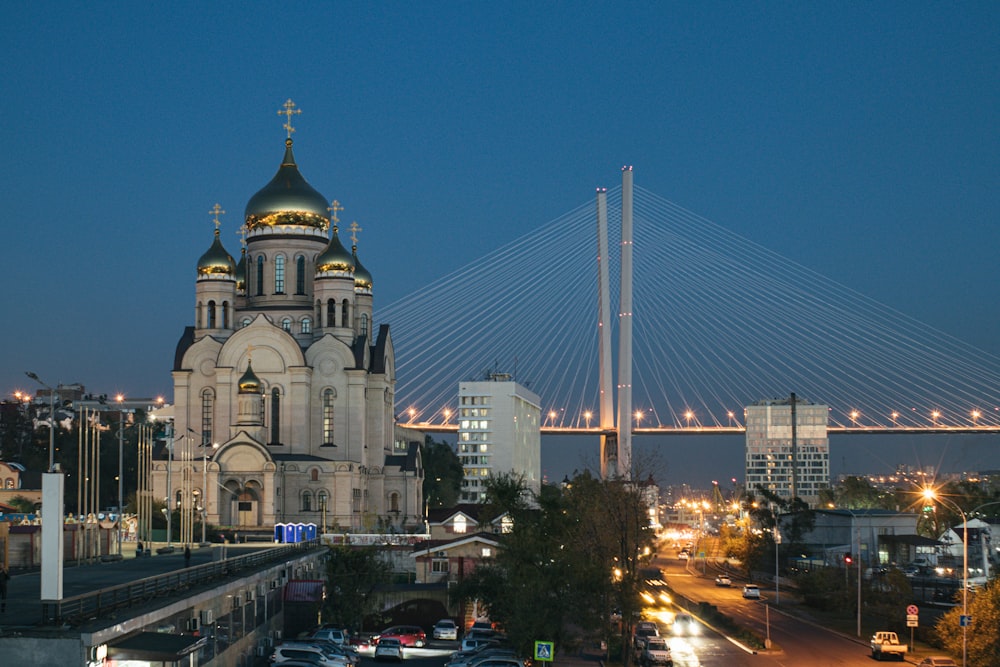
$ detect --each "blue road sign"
[960,615,972,627]
[534,641,554,662]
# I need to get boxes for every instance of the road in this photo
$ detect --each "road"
[654,552,887,666]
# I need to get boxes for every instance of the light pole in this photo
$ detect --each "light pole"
[923,489,967,667]
[772,508,781,605]
[116,394,125,556]
[25,372,57,471]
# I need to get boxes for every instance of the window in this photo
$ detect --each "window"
[281,318,291,332]
[201,389,214,446]
[255,256,265,296]
[301,491,312,512]
[274,255,285,293]
[310,468,319,482]
[389,492,399,512]
[207,300,217,328]
[301,317,311,334]
[222,301,230,329]
[196,301,203,328]
[323,389,335,444]
[327,299,336,327]
[341,299,349,327]
[270,388,281,444]
[241,317,251,328]
[295,255,306,294]
[431,559,450,573]
[317,490,328,510]
[360,313,368,337]
[352,488,361,513]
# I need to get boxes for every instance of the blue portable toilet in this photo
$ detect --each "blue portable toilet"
[293,523,305,543]
[285,523,297,543]
[274,524,285,543]
[303,523,317,541]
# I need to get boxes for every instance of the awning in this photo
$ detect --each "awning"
[879,534,940,546]
[284,579,325,602]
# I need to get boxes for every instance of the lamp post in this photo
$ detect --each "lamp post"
[772,508,781,605]
[116,394,125,556]
[25,372,57,471]
[923,489,967,667]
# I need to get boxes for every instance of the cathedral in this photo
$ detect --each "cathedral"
[151,101,423,535]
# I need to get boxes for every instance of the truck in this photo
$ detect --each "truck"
[870,631,908,661]
[639,637,673,667]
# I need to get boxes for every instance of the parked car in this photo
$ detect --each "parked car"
[671,614,699,636]
[916,658,958,667]
[870,631,908,661]
[470,619,495,634]
[632,621,659,649]
[270,645,343,665]
[434,618,460,640]
[742,584,761,599]
[300,640,360,665]
[714,575,732,587]
[677,551,690,561]
[312,626,350,646]
[375,625,427,647]
[460,636,500,652]
[639,637,673,666]
[374,638,404,662]
[277,642,352,666]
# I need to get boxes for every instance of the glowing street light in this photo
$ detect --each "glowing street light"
[922,488,968,667]
[684,410,694,427]
[583,411,592,428]
[407,407,416,422]
[971,409,980,425]
[443,408,451,424]
[727,410,735,427]
[25,372,58,471]
[850,410,860,426]
[891,411,899,426]
[931,410,941,426]
[634,410,643,426]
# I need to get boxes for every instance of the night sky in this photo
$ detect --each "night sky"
[3,3,997,485]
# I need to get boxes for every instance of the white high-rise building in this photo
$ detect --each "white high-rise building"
[744,396,829,507]
[457,374,541,502]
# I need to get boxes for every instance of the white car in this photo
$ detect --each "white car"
[374,637,403,662]
[434,618,459,640]
[742,584,761,599]
[671,614,699,636]
[714,575,732,587]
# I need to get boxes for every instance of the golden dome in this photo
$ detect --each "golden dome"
[238,360,262,394]
[197,230,236,277]
[244,140,330,231]
[316,227,355,274]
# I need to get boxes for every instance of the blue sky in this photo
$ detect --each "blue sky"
[2,3,997,482]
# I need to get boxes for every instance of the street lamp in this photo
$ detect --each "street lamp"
[584,411,592,429]
[25,372,57,471]
[922,488,967,667]
[116,394,125,556]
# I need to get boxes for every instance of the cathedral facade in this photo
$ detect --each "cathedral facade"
[151,104,423,535]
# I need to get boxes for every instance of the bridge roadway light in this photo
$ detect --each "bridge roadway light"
[931,410,941,426]
[684,410,694,427]
[583,411,592,428]
[850,410,859,426]
[443,408,451,423]
[922,488,967,667]
[971,410,980,425]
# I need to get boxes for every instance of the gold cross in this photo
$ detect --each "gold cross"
[236,224,248,246]
[349,221,363,245]
[328,200,344,226]
[277,98,302,138]
[209,203,225,231]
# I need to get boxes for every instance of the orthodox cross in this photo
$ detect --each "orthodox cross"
[277,98,301,138]
[236,224,248,247]
[209,203,225,231]
[349,221,363,246]
[328,200,344,228]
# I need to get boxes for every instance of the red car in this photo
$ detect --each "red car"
[374,625,426,647]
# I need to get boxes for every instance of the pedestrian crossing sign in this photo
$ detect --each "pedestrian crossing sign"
[534,640,554,662]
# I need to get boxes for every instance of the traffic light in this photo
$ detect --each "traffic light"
[844,553,853,565]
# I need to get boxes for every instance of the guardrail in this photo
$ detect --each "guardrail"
[40,539,322,625]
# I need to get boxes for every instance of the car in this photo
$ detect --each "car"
[299,640,360,665]
[460,636,500,652]
[447,646,515,667]
[677,551,690,561]
[434,618,460,640]
[374,638,403,662]
[277,642,353,666]
[375,625,427,647]
[632,621,659,649]
[671,613,699,636]
[312,626,350,646]
[715,575,732,587]
[469,619,495,634]
[639,637,673,666]
[916,658,959,667]
[742,584,761,599]
[270,645,343,665]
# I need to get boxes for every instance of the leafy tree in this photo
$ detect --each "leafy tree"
[835,476,881,509]
[935,578,1000,665]
[421,436,463,508]
[6,495,37,513]
[322,545,392,632]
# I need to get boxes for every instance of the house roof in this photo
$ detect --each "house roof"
[411,532,501,557]
[427,504,505,525]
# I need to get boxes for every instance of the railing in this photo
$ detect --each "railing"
[41,539,322,625]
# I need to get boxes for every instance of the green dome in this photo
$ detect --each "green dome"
[244,139,329,231]
[316,228,355,274]
[238,360,262,394]
[197,230,236,277]
[234,247,247,291]
[353,247,372,290]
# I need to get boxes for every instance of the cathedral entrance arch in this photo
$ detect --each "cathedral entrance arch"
[219,480,263,528]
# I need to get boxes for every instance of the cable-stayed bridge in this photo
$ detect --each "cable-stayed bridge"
[377,172,1000,449]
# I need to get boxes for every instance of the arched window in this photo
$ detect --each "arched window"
[310,468,319,482]
[295,255,306,294]
[341,299,349,327]
[317,490,328,511]
[323,389,335,444]
[281,318,291,332]
[201,389,214,446]
[255,255,265,296]
[389,492,400,513]
[274,255,285,294]
[241,317,251,328]
[222,301,230,329]
[207,300,217,328]
[196,301,203,329]
[301,317,311,334]
[301,490,312,512]
[327,299,336,327]
[360,313,369,337]
[270,388,281,445]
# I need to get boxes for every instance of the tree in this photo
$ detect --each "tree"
[6,495,37,513]
[322,545,392,632]
[421,436,463,508]
[935,578,1000,665]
